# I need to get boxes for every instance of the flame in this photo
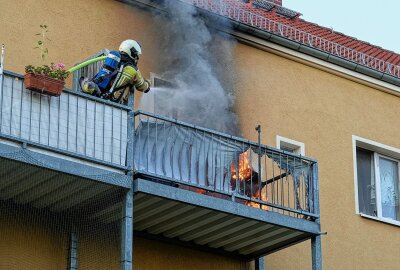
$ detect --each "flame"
[231,152,252,181]
[246,190,268,210]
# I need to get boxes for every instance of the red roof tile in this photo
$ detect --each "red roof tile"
[193,0,400,77]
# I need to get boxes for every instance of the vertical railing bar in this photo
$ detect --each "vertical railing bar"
[293,156,298,218]
[250,144,253,202]
[120,108,123,166]
[67,94,70,151]
[47,96,50,146]
[19,79,23,138]
[285,153,289,216]
[9,77,14,135]
[146,115,149,171]
[93,101,97,158]
[85,98,88,157]
[280,153,283,213]
[137,114,142,169]
[111,107,114,164]
[211,133,215,190]
[154,117,158,175]
[28,90,32,142]
[102,103,105,161]
[0,75,4,132]
[271,151,275,210]
[57,96,61,148]
[264,148,268,209]
[75,95,79,153]
[39,94,42,143]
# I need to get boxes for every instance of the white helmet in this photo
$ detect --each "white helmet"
[119,39,142,61]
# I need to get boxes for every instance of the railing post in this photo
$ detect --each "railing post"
[67,228,78,270]
[126,92,135,174]
[255,257,265,270]
[311,162,322,270]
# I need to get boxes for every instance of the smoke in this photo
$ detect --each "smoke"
[140,1,239,136]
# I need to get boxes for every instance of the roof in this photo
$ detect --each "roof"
[189,0,400,79]
[240,0,400,63]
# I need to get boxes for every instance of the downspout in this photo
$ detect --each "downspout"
[0,44,4,75]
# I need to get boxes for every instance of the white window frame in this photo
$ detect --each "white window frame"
[352,135,400,227]
[276,135,305,156]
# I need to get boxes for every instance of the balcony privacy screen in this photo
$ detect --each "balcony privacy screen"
[134,120,242,193]
[134,120,311,211]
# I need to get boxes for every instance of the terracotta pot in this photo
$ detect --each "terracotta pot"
[24,73,65,96]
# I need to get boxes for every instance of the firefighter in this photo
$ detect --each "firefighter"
[82,39,150,105]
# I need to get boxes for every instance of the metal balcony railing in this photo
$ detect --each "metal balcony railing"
[183,0,400,78]
[0,71,130,170]
[134,111,320,220]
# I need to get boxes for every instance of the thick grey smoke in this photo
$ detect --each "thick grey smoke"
[140,1,239,136]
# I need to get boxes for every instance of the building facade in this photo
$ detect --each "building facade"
[0,0,399,269]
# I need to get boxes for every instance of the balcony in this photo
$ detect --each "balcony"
[132,111,321,260]
[0,68,321,268]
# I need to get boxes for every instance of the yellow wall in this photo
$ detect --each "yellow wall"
[1,0,400,269]
[0,1,242,269]
[234,43,400,269]
[0,206,68,270]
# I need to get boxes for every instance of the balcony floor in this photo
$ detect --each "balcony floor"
[133,178,320,260]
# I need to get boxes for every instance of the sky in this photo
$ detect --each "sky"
[284,0,400,54]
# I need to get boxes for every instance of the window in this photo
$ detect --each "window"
[354,136,400,225]
[150,73,178,118]
[276,135,305,156]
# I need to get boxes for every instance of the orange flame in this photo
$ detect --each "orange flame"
[231,152,252,181]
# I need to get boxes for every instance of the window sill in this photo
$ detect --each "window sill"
[359,213,400,227]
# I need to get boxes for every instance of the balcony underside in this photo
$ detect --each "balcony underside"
[133,178,320,260]
[0,156,128,224]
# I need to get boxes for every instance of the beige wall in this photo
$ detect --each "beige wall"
[0,0,162,84]
[1,0,400,269]
[234,42,400,269]
[0,1,242,269]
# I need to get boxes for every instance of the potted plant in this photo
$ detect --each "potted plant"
[24,25,69,96]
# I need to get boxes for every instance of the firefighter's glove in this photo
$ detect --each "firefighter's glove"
[144,79,151,93]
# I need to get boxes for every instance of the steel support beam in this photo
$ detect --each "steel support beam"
[311,163,322,270]
[67,229,78,270]
[255,257,265,270]
[121,188,133,270]
[312,235,322,270]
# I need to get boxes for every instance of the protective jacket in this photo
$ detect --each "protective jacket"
[82,53,150,105]
[109,54,150,104]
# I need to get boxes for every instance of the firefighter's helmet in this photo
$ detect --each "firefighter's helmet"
[119,39,142,61]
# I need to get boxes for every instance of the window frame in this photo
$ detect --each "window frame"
[352,135,400,227]
[276,135,305,156]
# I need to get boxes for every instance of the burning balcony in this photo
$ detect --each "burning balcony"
[133,111,321,260]
[0,55,321,267]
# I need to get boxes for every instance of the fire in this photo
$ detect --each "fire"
[231,152,252,181]
[230,151,268,210]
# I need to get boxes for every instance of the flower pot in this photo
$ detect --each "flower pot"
[24,73,65,96]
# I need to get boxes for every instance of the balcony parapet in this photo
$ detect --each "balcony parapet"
[134,110,320,221]
[0,70,131,178]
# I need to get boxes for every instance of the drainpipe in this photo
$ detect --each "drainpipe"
[0,44,4,75]
[255,125,262,201]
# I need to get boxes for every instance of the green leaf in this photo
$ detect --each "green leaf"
[37,41,43,45]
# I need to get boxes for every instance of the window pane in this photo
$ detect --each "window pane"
[379,157,399,221]
[356,148,376,216]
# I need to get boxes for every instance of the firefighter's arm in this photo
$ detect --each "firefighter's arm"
[133,69,151,93]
